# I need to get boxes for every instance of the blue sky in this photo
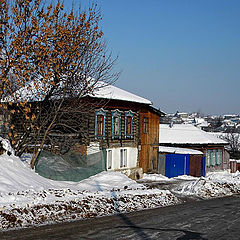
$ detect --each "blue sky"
[65,0,240,115]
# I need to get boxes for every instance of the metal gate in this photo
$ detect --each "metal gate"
[165,154,190,178]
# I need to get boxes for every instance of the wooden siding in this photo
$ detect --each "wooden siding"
[139,109,160,172]
[189,155,202,177]
[88,108,140,150]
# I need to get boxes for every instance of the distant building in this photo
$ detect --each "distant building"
[159,124,229,173]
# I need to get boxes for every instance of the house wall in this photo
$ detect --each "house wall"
[189,155,203,177]
[86,100,143,178]
[106,147,138,170]
[139,109,160,172]
[88,108,140,150]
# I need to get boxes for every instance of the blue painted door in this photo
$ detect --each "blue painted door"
[165,154,190,178]
[201,157,206,177]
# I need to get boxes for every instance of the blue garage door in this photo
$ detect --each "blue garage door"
[165,154,190,178]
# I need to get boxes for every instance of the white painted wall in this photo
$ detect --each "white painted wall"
[106,147,138,170]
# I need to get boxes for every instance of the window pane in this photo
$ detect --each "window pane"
[213,150,216,166]
[143,117,149,134]
[107,150,112,169]
[124,149,127,167]
[114,116,119,135]
[97,115,103,136]
[127,116,132,135]
[120,149,123,168]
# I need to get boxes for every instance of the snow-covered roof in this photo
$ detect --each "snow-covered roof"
[159,146,203,155]
[159,124,228,145]
[90,83,152,105]
[3,80,152,105]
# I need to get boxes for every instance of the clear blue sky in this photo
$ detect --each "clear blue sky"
[65,0,240,115]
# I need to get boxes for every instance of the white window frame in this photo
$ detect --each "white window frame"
[120,149,127,168]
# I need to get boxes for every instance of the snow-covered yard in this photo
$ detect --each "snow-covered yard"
[1,136,239,231]
[143,171,240,199]
[0,153,179,230]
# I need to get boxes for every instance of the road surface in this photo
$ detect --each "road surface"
[1,195,240,240]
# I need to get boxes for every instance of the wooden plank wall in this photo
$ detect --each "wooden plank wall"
[189,155,202,177]
[88,108,140,150]
[139,110,160,172]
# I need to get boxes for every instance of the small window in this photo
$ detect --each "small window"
[107,150,112,169]
[111,110,121,139]
[95,109,106,139]
[143,117,149,134]
[120,149,127,168]
[125,111,134,138]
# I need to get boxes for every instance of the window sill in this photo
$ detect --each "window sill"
[112,136,121,139]
[95,136,105,140]
[120,165,127,168]
[125,135,133,139]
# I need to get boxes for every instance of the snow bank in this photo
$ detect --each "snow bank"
[142,173,173,182]
[0,154,180,230]
[0,153,143,194]
[142,171,240,199]
[142,173,198,182]
[173,171,240,199]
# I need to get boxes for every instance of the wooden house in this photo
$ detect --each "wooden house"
[0,82,164,179]
[159,124,229,173]
[83,84,164,179]
[139,106,163,173]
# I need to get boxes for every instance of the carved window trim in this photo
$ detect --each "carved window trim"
[111,109,122,139]
[124,110,134,139]
[95,109,106,139]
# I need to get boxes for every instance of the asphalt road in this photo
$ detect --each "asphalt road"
[1,195,240,240]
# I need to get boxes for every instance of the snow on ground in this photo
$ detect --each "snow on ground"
[173,171,240,199]
[143,171,240,199]
[0,153,179,230]
[2,146,240,231]
[174,175,199,181]
[142,173,174,182]
[142,173,198,182]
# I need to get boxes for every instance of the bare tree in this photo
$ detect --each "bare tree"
[0,0,119,167]
[220,131,240,159]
